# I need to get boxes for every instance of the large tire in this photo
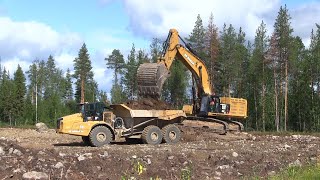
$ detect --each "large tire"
[162,124,181,144]
[89,126,113,147]
[82,136,91,146]
[141,125,163,145]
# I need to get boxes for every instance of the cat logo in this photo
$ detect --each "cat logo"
[184,54,195,65]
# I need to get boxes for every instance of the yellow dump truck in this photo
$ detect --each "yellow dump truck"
[57,102,186,147]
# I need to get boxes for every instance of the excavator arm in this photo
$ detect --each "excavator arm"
[137,29,212,98]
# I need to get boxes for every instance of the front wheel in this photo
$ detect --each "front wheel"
[141,125,163,145]
[89,126,113,147]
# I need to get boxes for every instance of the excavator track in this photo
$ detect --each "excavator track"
[180,116,244,134]
[137,63,170,98]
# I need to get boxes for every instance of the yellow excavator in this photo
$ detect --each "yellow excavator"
[56,29,247,147]
[136,28,247,132]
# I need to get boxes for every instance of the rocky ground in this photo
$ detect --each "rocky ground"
[0,127,319,180]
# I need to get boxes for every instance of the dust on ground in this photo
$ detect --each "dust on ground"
[0,127,319,180]
[125,98,173,110]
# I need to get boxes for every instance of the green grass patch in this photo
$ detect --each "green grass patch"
[270,164,320,180]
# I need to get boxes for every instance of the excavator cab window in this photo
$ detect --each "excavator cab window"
[209,96,221,113]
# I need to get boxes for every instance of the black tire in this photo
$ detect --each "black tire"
[82,136,91,146]
[141,125,163,145]
[89,126,113,147]
[162,124,181,144]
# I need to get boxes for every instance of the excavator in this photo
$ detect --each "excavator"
[56,29,247,147]
[136,28,247,132]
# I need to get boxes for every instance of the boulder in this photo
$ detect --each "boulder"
[35,123,49,133]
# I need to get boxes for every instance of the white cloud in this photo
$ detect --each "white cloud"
[0,17,82,61]
[123,0,280,39]
[2,57,29,75]
[123,0,320,47]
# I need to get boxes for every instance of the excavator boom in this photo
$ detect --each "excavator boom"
[137,29,212,98]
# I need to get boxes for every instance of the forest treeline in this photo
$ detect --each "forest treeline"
[1,5,320,131]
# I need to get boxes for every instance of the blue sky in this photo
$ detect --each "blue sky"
[0,0,319,95]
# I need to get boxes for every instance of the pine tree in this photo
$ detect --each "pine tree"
[13,65,26,125]
[150,38,163,63]
[64,68,73,101]
[205,12,219,91]
[73,43,93,103]
[105,49,125,85]
[123,44,138,99]
[273,5,293,131]
[0,69,14,125]
[187,14,207,61]
[105,49,126,103]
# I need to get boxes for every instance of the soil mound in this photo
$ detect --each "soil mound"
[125,98,173,110]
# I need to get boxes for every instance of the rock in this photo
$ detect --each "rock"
[13,168,22,173]
[132,155,137,159]
[215,171,221,176]
[252,136,256,141]
[290,159,302,167]
[96,166,102,171]
[214,176,221,180]
[59,152,66,157]
[284,144,291,149]
[99,151,108,158]
[54,162,64,169]
[13,149,23,156]
[0,146,4,155]
[35,123,49,132]
[38,151,45,155]
[147,158,151,165]
[8,147,14,155]
[232,152,238,157]
[22,171,48,179]
[268,171,276,176]
[216,165,231,170]
[78,153,92,161]
[78,155,86,161]
[168,155,174,160]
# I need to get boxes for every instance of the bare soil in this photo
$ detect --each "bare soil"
[0,127,319,180]
[125,98,173,110]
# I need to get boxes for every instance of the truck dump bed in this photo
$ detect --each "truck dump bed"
[110,104,186,120]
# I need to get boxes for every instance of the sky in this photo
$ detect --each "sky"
[0,0,319,94]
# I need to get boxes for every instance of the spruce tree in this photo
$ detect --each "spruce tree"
[13,65,26,125]
[73,43,93,103]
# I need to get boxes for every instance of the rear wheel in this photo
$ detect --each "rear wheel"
[82,136,91,146]
[162,124,181,144]
[141,125,163,145]
[89,126,113,147]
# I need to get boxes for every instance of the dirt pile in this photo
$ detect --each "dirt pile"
[125,98,173,110]
[0,128,319,179]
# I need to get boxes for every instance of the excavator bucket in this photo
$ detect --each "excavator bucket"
[137,63,170,98]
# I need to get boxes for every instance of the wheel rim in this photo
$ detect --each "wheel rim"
[150,132,159,141]
[96,132,107,142]
[168,131,177,140]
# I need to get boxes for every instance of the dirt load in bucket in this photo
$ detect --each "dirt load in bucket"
[125,98,173,110]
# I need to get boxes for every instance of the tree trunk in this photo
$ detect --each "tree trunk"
[262,63,266,131]
[274,67,279,132]
[254,89,258,130]
[81,75,85,104]
[284,60,288,131]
